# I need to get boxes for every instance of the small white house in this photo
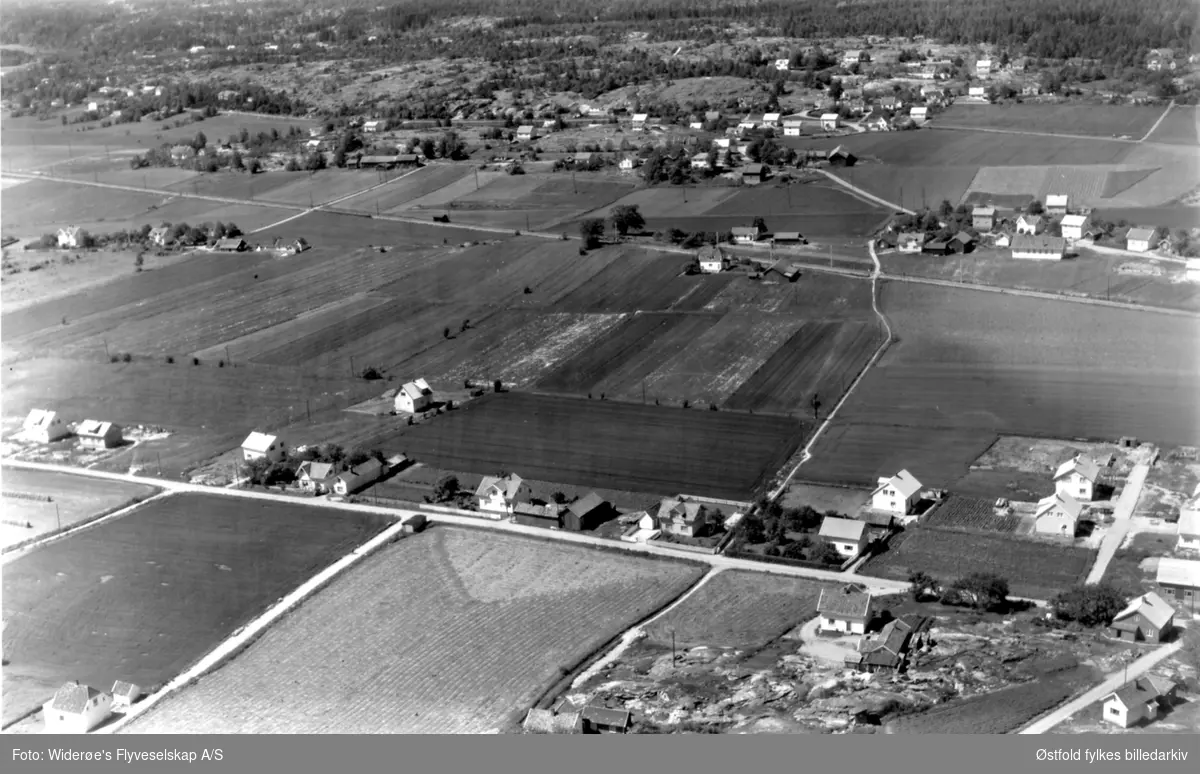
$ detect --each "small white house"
[1126,226,1158,253]
[297,460,340,494]
[631,113,648,130]
[333,458,384,496]
[1061,214,1089,241]
[731,225,764,244]
[110,681,142,709]
[871,469,923,516]
[516,125,538,141]
[23,409,70,443]
[697,245,726,274]
[1045,194,1069,215]
[819,516,868,558]
[1101,677,1175,729]
[1054,455,1100,501]
[57,226,82,248]
[897,232,925,253]
[968,86,987,99]
[762,112,782,127]
[909,106,928,123]
[817,585,874,634]
[1015,214,1042,235]
[149,226,171,246]
[1185,258,1200,283]
[362,120,381,133]
[975,59,993,78]
[820,113,840,131]
[1034,492,1083,537]
[774,58,791,71]
[394,378,434,414]
[1177,493,1200,551]
[783,119,805,137]
[43,681,112,733]
[241,431,286,463]
[475,473,532,518]
[76,420,122,450]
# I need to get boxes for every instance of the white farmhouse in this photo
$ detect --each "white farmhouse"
[43,681,112,733]
[1015,214,1042,235]
[1060,214,1089,241]
[1126,226,1158,253]
[394,378,434,414]
[820,113,840,131]
[819,516,868,558]
[475,473,532,518]
[23,409,70,443]
[333,458,384,496]
[1054,455,1100,501]
[774,58,790,71]
[870,469,923,516]
[697,245,726,274]
[1011,234,1066,260]
[57,226,82,248]
[816,585,873,635]
[241,431,286,463]
[1034,493,1083,537]
[783,119,805,137]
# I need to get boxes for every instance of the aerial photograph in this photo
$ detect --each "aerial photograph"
[1,0,1198,738]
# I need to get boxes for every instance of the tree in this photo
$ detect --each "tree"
[192,130,207,151]
[943,572,1010,611]
[443,326,451,339]
[433,474,459,503]
[579,218,605,249]
[609,204,645,237]
[1027,199,1045,215]
[817,541,843,565]
[740,512,766,543]
[550,491,567,504]
[421,137,436,159]
[246,157,261,174]
[781,541,808,560]
[907,570,938,601]
[752,216,767,233]
[1051,583,1127,627]
[810,393,821,420]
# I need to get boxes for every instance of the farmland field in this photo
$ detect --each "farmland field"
[1,492,389,725]
[644,570,835,650]
[122,525,705,733]
[254,169,378,207]
[860,527,1095,599]
[578,186,739,220]
[162,170,311,201]
[388,392,806,501]
[1090,206,1200,230]
[935,104,1163,138]
[0,468,159,550]
[1143,105,1200,147]
[787,130,1131,167]
[0,180,170,231]
[828,166,980,209]
[331,164,473,213]
[250,210,506,247]
[922,494,1024,534]
[801,282,1200,487]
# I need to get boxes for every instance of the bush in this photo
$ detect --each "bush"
[109,354,120,363]
[165,355,175,364]
[1051,583,1127,627]
[218,359,225,367]
[192,357,200,365]
[121,352,132,363]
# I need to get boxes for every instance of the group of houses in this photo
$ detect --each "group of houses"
[240,430,407,502]
[474,473,614,532]
[523,699,632,734]
[42,679,143,733]
[22,409,124,450]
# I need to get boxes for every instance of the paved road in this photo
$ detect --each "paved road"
[768,238,894,500]
[1017,640,1183,734]
[1085,464,1150,585]
[0,459,911,592]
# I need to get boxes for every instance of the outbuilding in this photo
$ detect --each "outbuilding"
[76,420,123,450]
[1108,591,1175,642]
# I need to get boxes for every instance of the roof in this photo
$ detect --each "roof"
[909,106,928,115]
[697,244,724,263]
[48,681,106,714]
[972,206,996,216]
[1126,227,1157,242]
[1012,234,1067,252]
[1035,492,1083,521]
[731,226,761,237]
[1157,557,1200,588]
[773,231,804,241]
[658,498,707,525]
[827,145,853,158]
[1105,677,1166,710]
[568,492,605,518]
[1054,455,1100,483]
[857,510,894,527]
[298,461,336,480]
[873,469,923,499]
[1112,592,1175,630]
[819,516,867,542]
[763,112,781,121]
[817,585,873,618]
[977,59,992,67]
[898,232,926,246]
[820,113,840,120]
[743,163,765,175]
[1045,194,1069,206]
[1179,509,1200,537]
[398,380,432,401]
[1061,214,1089,227]
[24,409,58,429]
[77,420,116,438]
[111,681,141,700]
[516,125,535,133]
[340,457,383,481]
[1018,213,1042,224]
[242,431,278,453]
[513,502,562,519]
[476,474,527,500]
[631,113,648,121]
[952,231,975,244]
[59,225,82,236]
[215,237,245,249]
[580,705,631,728]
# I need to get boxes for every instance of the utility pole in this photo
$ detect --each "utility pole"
[225,345,232,366]
[671,629,677,668]
[157,452,163,477]
[350,355,355,377]
[103,339,110,359]
[306,399,311,423]
[474,168,479,190]
[55,503,62,531]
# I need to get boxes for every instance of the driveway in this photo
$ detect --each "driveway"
[1085,464,1149,585]
[797,616,860,664]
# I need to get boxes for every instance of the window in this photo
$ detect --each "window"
[1108,707,1119,716]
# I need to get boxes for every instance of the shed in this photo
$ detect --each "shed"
[562,492,609,532]
[772,231,805,244]
[76,420,123,450]
[512,501,564,529]
[110,681,143,708]
[579,705,632,734]
[1108,592,1175,642]
[214,237,247,252]
[1126,226,1158,253]
[1156,557,1199,604]
[819,516,868,557]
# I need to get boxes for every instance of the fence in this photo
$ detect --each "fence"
[2,491,54,502]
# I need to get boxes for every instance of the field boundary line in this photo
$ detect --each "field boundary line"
[1138,100,1176,143]
[926,123,1138,144]
[99,517,410,735]
[566,568,725,693]
[1,489,172,564]
[0,171,302,211]
[766,239,894,502]
[818,168,914,215]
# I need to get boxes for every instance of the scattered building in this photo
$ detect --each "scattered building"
[971,206,996,232]
[975,59,993,78]
[563,492,608,532]
[631,114,648,131]
[656,497,712,538]
[1015,214,1043,235]
[57,226,82,248]
[742,162,768,183]
[1054,455,1100,502]
[1186,258,1200,283]
[1108,592,1175,643]
[512,501,564,529]
[43,681,112,733]
[772,231,805,245]
[1100,677,1177,729]
[76,420,122,450]
[818,516,868,558]
[762,112,782,127]
[149,226,171,247]
[618,156,640,171]
[515,125,538,142]
[1178,493,1200,551]
[579,705,632,734]
[362,120,381,133]
[110,681,143,709]
[697,245,727,273]
[476,473,532,517]
[774,58,791,72]
[871,470,923,516]
[1156,557,1199,605]
[214,237,247,252]
[844,615,931,673]
[296,460,340,494]
[820,113,841,131]
[909,106,928,123]
[1034,492,1083,537]
[864,111,890,132]
[826,145,856,167]
[968,86,987,99]
[948,231,976,254]
[241,431,286,463]
[1045,194,1069,215]
[23,409,70,443]
[731,225,765,244]
[817,585,874,634]
[782,119,805,137]
[1011,234,1066,260]
[897,232,926,253]
[333,458,384,496]
[1060,214,1089,241]
[1125,226,1158,253]
[394,378,434,414]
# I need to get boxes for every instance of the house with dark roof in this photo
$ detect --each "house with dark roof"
[579,704,632,734]
[563,492,609,532]
[476,473,532,518]
[742,162,768,183]
[817,584,874,634]
[43,681,112,733]
[333,458,384,496]
[1109,592,1175,643]
[297,460,340,494]
[971,206,996,232]
[76,420,123,450]
[819,516,868,558]
[772,232,805,245]
[948,231,975,253]
[512,501,564,529]
[844,615,930,673]
[697,244,727,273]
[826,145,856,167]
[922,238,950,255]
[1101,676,1177,728]
[871,470,923,516]
[656,497,712,538]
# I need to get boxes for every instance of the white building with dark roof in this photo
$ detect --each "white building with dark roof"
[394,378,434,414]
[241,431,286,463]
[871,470,922,515]
[23,409,70,443]
[1054,455,1101,501]
[43,681,112,733]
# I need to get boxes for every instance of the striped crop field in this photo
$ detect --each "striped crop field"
[121,525,705,734]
